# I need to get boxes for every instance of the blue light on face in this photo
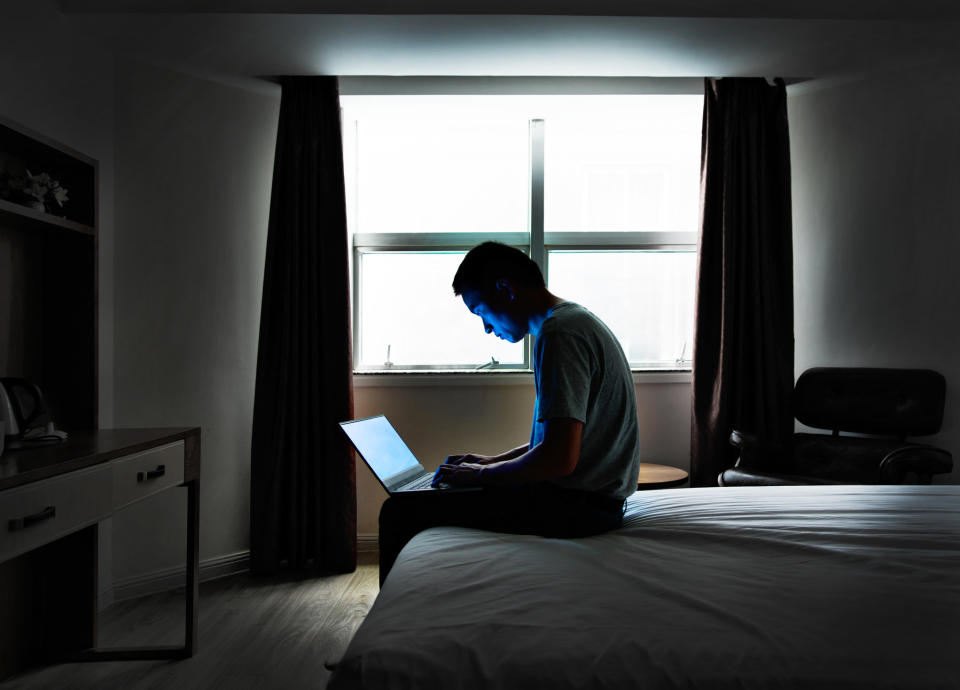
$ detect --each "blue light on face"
[462,292,520,343]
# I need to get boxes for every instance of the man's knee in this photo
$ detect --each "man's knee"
[379,494,425,530]
[378,495,397,530]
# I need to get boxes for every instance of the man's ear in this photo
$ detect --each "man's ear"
[495,279,515,301]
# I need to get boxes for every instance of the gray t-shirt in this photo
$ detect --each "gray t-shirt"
[530,302,641,500]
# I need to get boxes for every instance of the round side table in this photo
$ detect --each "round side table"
[637,462,689,490]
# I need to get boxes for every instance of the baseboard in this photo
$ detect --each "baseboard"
[110,550,250,605]
[357,533,378,554]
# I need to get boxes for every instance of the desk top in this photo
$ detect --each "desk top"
[0,428,200,492]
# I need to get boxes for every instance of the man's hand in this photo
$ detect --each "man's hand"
[432,462,487,487]
[450,419,582,485]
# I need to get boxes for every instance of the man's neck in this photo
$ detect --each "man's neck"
[527,290,565,337]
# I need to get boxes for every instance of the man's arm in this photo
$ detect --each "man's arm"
[433,418,582,486]
[444,443,528,467]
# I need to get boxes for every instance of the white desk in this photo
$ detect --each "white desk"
[0,428,200,678]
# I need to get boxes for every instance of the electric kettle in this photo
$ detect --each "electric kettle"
[0,378,67,450]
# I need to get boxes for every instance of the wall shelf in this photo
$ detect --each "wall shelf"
[0,114,98,432]
[0,198,95,236]
[0,115,97,234]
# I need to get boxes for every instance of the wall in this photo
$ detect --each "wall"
[85,55,695,590]
[97,54,960,586]
[111,59,279,582]
[789,63,960,481]
[9,10,956,594]
[2,2,956,606]
[107,60,694,578]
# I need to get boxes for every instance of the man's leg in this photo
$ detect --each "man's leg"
[533,486,625,538]
[378,487,553,586]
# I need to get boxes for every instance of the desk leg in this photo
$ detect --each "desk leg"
[73,478,200,663]
[185,478,199,655]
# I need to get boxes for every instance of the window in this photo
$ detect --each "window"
[341,90,701,372]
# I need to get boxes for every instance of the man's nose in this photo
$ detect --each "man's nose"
[483,321,493,334]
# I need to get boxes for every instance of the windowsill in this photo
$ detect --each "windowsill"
[352,369,692,387]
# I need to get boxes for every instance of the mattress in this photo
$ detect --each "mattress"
[328,485,960,690]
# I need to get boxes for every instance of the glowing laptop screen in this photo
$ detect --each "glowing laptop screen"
[340,415,422,484]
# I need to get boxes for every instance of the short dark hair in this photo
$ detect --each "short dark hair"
[452,242,545,297]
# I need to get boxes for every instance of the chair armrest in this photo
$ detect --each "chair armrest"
[878,445,953,483]
[719,467,841,487]
[729,429,787,466]
[729,429,755,449]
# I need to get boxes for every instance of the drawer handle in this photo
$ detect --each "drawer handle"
[137,465,166,482]
[8,506,56,532]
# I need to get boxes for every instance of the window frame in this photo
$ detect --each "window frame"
[343,81,701,375]
[352,232,697,372]
[351,233,531,372]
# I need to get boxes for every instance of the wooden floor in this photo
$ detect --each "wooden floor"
[0,554,379,690]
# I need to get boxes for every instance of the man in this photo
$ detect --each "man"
[377,242,641,585]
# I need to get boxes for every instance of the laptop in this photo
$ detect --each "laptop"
[339,415,481,494]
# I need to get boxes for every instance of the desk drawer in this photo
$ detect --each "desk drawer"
[0,464,112,564]
[112,441,185,510]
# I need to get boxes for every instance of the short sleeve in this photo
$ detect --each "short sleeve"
[534,324,593,424]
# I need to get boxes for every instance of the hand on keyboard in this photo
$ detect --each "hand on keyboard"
[432,462,485,488]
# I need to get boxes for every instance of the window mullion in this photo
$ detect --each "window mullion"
[529,119,545,271]
[527,119,546,372]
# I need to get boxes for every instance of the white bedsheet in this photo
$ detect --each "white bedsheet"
[329,485,960,689]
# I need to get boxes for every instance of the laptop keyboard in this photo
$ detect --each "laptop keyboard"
[403,474,436,491]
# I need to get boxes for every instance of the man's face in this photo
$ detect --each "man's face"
[460,288,527,343]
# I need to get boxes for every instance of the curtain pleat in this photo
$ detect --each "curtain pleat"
[250,76,356,574]
[690,77,794,487]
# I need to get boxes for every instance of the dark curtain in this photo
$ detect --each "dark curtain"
[690,77,794,487]
[250,76,356,574]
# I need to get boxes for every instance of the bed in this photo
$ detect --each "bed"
[328,485,960,689]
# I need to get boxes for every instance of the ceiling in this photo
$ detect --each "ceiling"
[44,1,960,84]
[56,0,960,20]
